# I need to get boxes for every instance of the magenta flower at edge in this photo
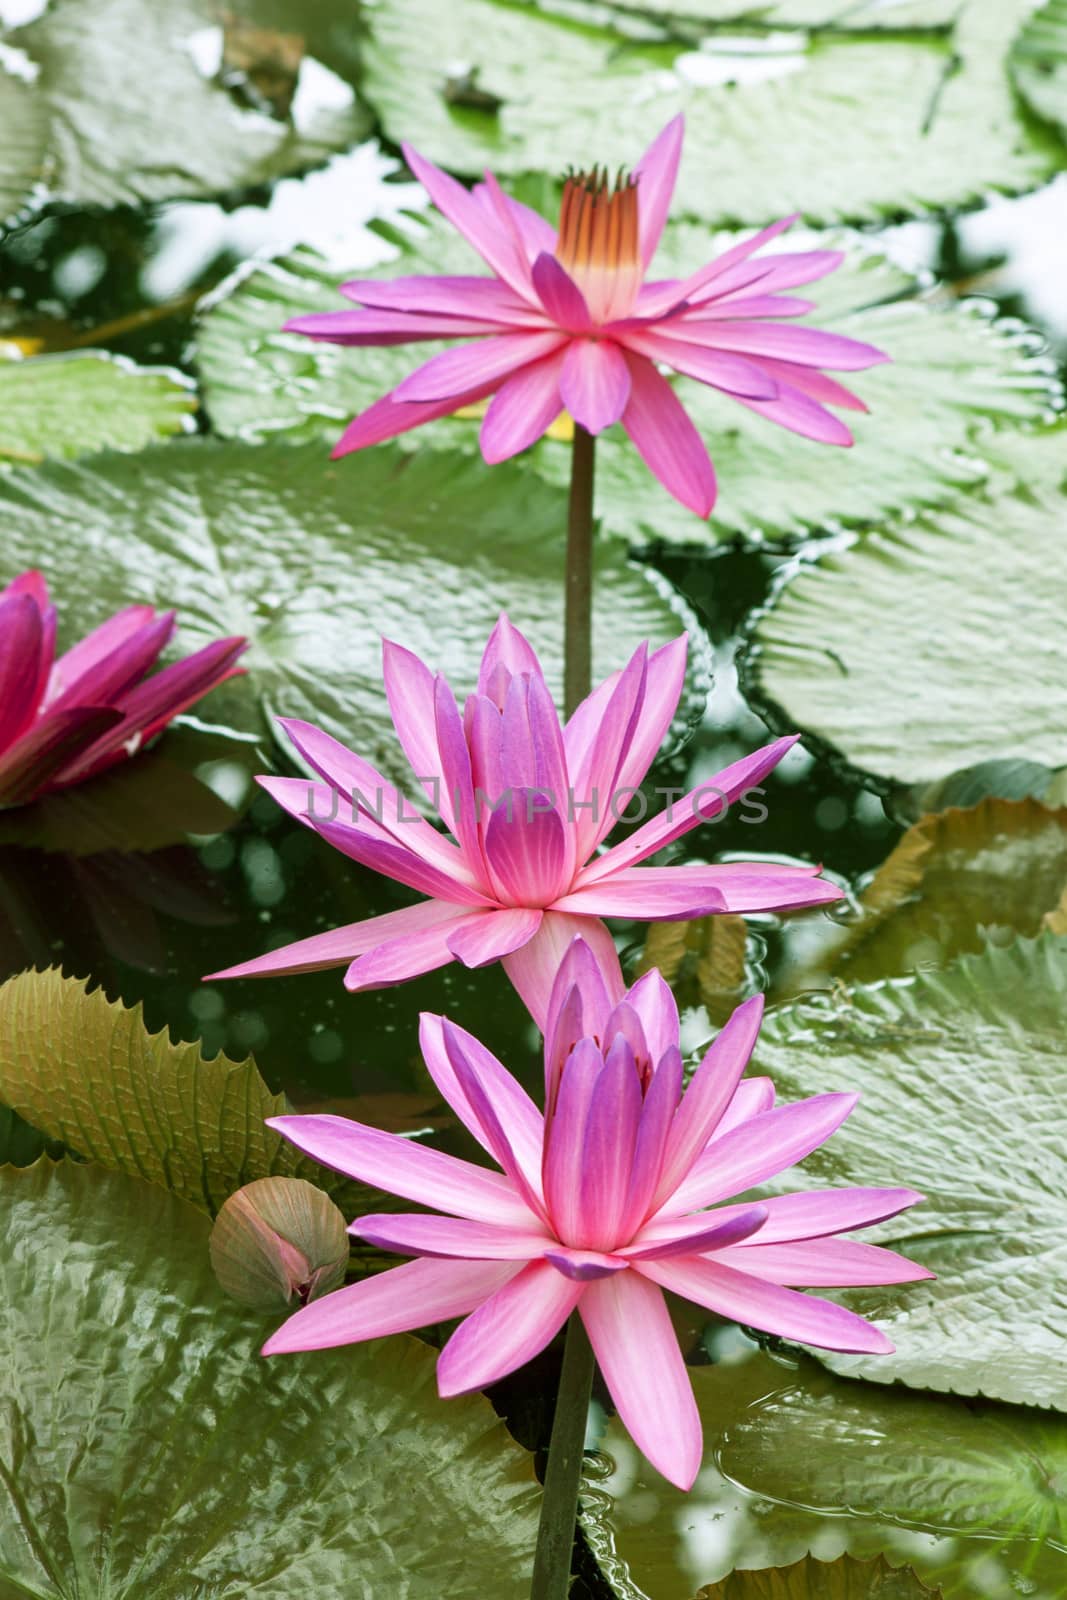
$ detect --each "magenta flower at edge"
[209,616,842,1028]
[0,569,247,806]
[262,940,930,1490]
[284,116,888,516]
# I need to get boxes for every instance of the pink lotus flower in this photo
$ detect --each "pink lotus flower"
[209,616,842,1027]
[0,569,247,807]
[285,116,887,516]
[262,940,929,1490]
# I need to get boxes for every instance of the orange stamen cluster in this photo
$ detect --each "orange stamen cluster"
[557,168,640,322]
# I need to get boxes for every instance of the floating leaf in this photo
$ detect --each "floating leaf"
[196,221,1058,545]
[695,1552,941,1600]
[0,351,196,463]
[0,438,700,767]
[2,0,369,219]
[752,933,1067,1410]
[0,966,373,1217]
[1011,0,1067,144]
[746,424,1067,785]
[0,1159,539,1598]
[830,798,1067,981]
[360,0,1060,227]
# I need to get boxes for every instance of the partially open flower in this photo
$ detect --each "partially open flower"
[210,1177,349,1311]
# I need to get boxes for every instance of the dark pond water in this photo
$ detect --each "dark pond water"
[3,142,1066,1600]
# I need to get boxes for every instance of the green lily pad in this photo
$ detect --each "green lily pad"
[695,1553,941,1600]
[746,424,1067,785]
[360,0,1061,227]
[0,65,48,223]
[0,1159,539,1598]
[2,0,369,219]
[751,933,1067,1410]
[566,0,958,24]
[0,437,701,767]
[195,219,1057,545]
[828,797,1067,982]
[1011,0,1067,143]
[0,351,196,464]
[0,966,373,1217]
[582,1351,1067,1600]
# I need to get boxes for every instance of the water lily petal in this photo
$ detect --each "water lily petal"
[436,1259,583,1394]
[620,352,716,517]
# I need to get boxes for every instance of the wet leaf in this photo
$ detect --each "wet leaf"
[0,438,702,769]
[195,220,1058,545]
[360,0,1061,227]
[0,351,196,463]
[829,798,1067,982]
[0,966,374,1217]
[0,1159,540,1598]
[752,932,1067,1410]
[695,1552,941,1600]
[1011,0,1067,145]
[746,424,1067,784]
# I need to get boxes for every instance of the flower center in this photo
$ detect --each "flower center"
[557,167,640,324]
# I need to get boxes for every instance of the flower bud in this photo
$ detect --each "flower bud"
[210,1176,348,1310]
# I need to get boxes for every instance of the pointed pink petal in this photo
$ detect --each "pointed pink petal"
[267,1112,537,1227]
[583,736,798,881]
[544,1247,629,1280]
[0,592,47,748]
[502,910,624,1032]
[575,1036,642,1249]
[419,1012,545,1196]
[580,1270,702,1490]
[658,862,844,912]
[688,294,816,321]
[709,1077,775,1141]
[542,1037,603,1243]
[478,613,545,692]
[309,812,493,905]
[205,898,469,981]
[731,381,855,446]
[550,871,728,921]
[637,1256,894,1354]
[616,634,688,794]
[331,381,498,456]
[284,307,528,344]
[48,603,156,700]
[675,320,887,371]
[742,356,868,412]
[637,216,798,320]
[632,114,685,270]
[436,1260,583,1395]
[618,1045,682,1237]
[471,184,557,259]
[566,642,649,861]
[340,273,543,323]
[353,1212,550,1259]
[382,639,453,827]
[262,1258,519,1353]
[0,706,123,806]
[447,906,542,967]
[531,253,592,331]
[702,249,844,300]
[1,569,49,606]
[484,797,568,906]
[660,1094,859,1217]
[559,338,631,434]
[500,667,569,801]
[719,1237,933,1286]
[743,1186,926,1243]
[480,347,567,462]
[620,353,716,517]
[395,331,566,403]
[625,968,680,1065]
[48,612,175,713]
[439,1018,547,1216]
[625,1203,768,1261]
[652,995,764,1210]
[344,905,484,991]
[543,934,617,1104]
[402,143,536,298]
[434,671,483,867]
[621,329,778,399]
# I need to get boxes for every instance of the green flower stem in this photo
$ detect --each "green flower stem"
[530,1312,596,1600]
[564,424,596,718]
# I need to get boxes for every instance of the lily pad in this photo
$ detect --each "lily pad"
[0,1159,540,1599]
[0,966,373,1217]
[829,797,1067,982]
[745,424,1067,785]
[0,351,196,463]
[752,933,1067,1410]
[360,0,1061,227]
[695,1553,941,1600]
[570,0,958,24]
[195,220,1058,545]
[0,437,700,768]
[2,0,369,219]
[1011,0,1067,143]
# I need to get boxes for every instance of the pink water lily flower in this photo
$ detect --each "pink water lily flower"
[0,569,246,806]
[285,115,887,516]
[209,616,842,1027]
[263,940,930,1490]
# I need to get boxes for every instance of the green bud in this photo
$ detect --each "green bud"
[209,1176,349,1310]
